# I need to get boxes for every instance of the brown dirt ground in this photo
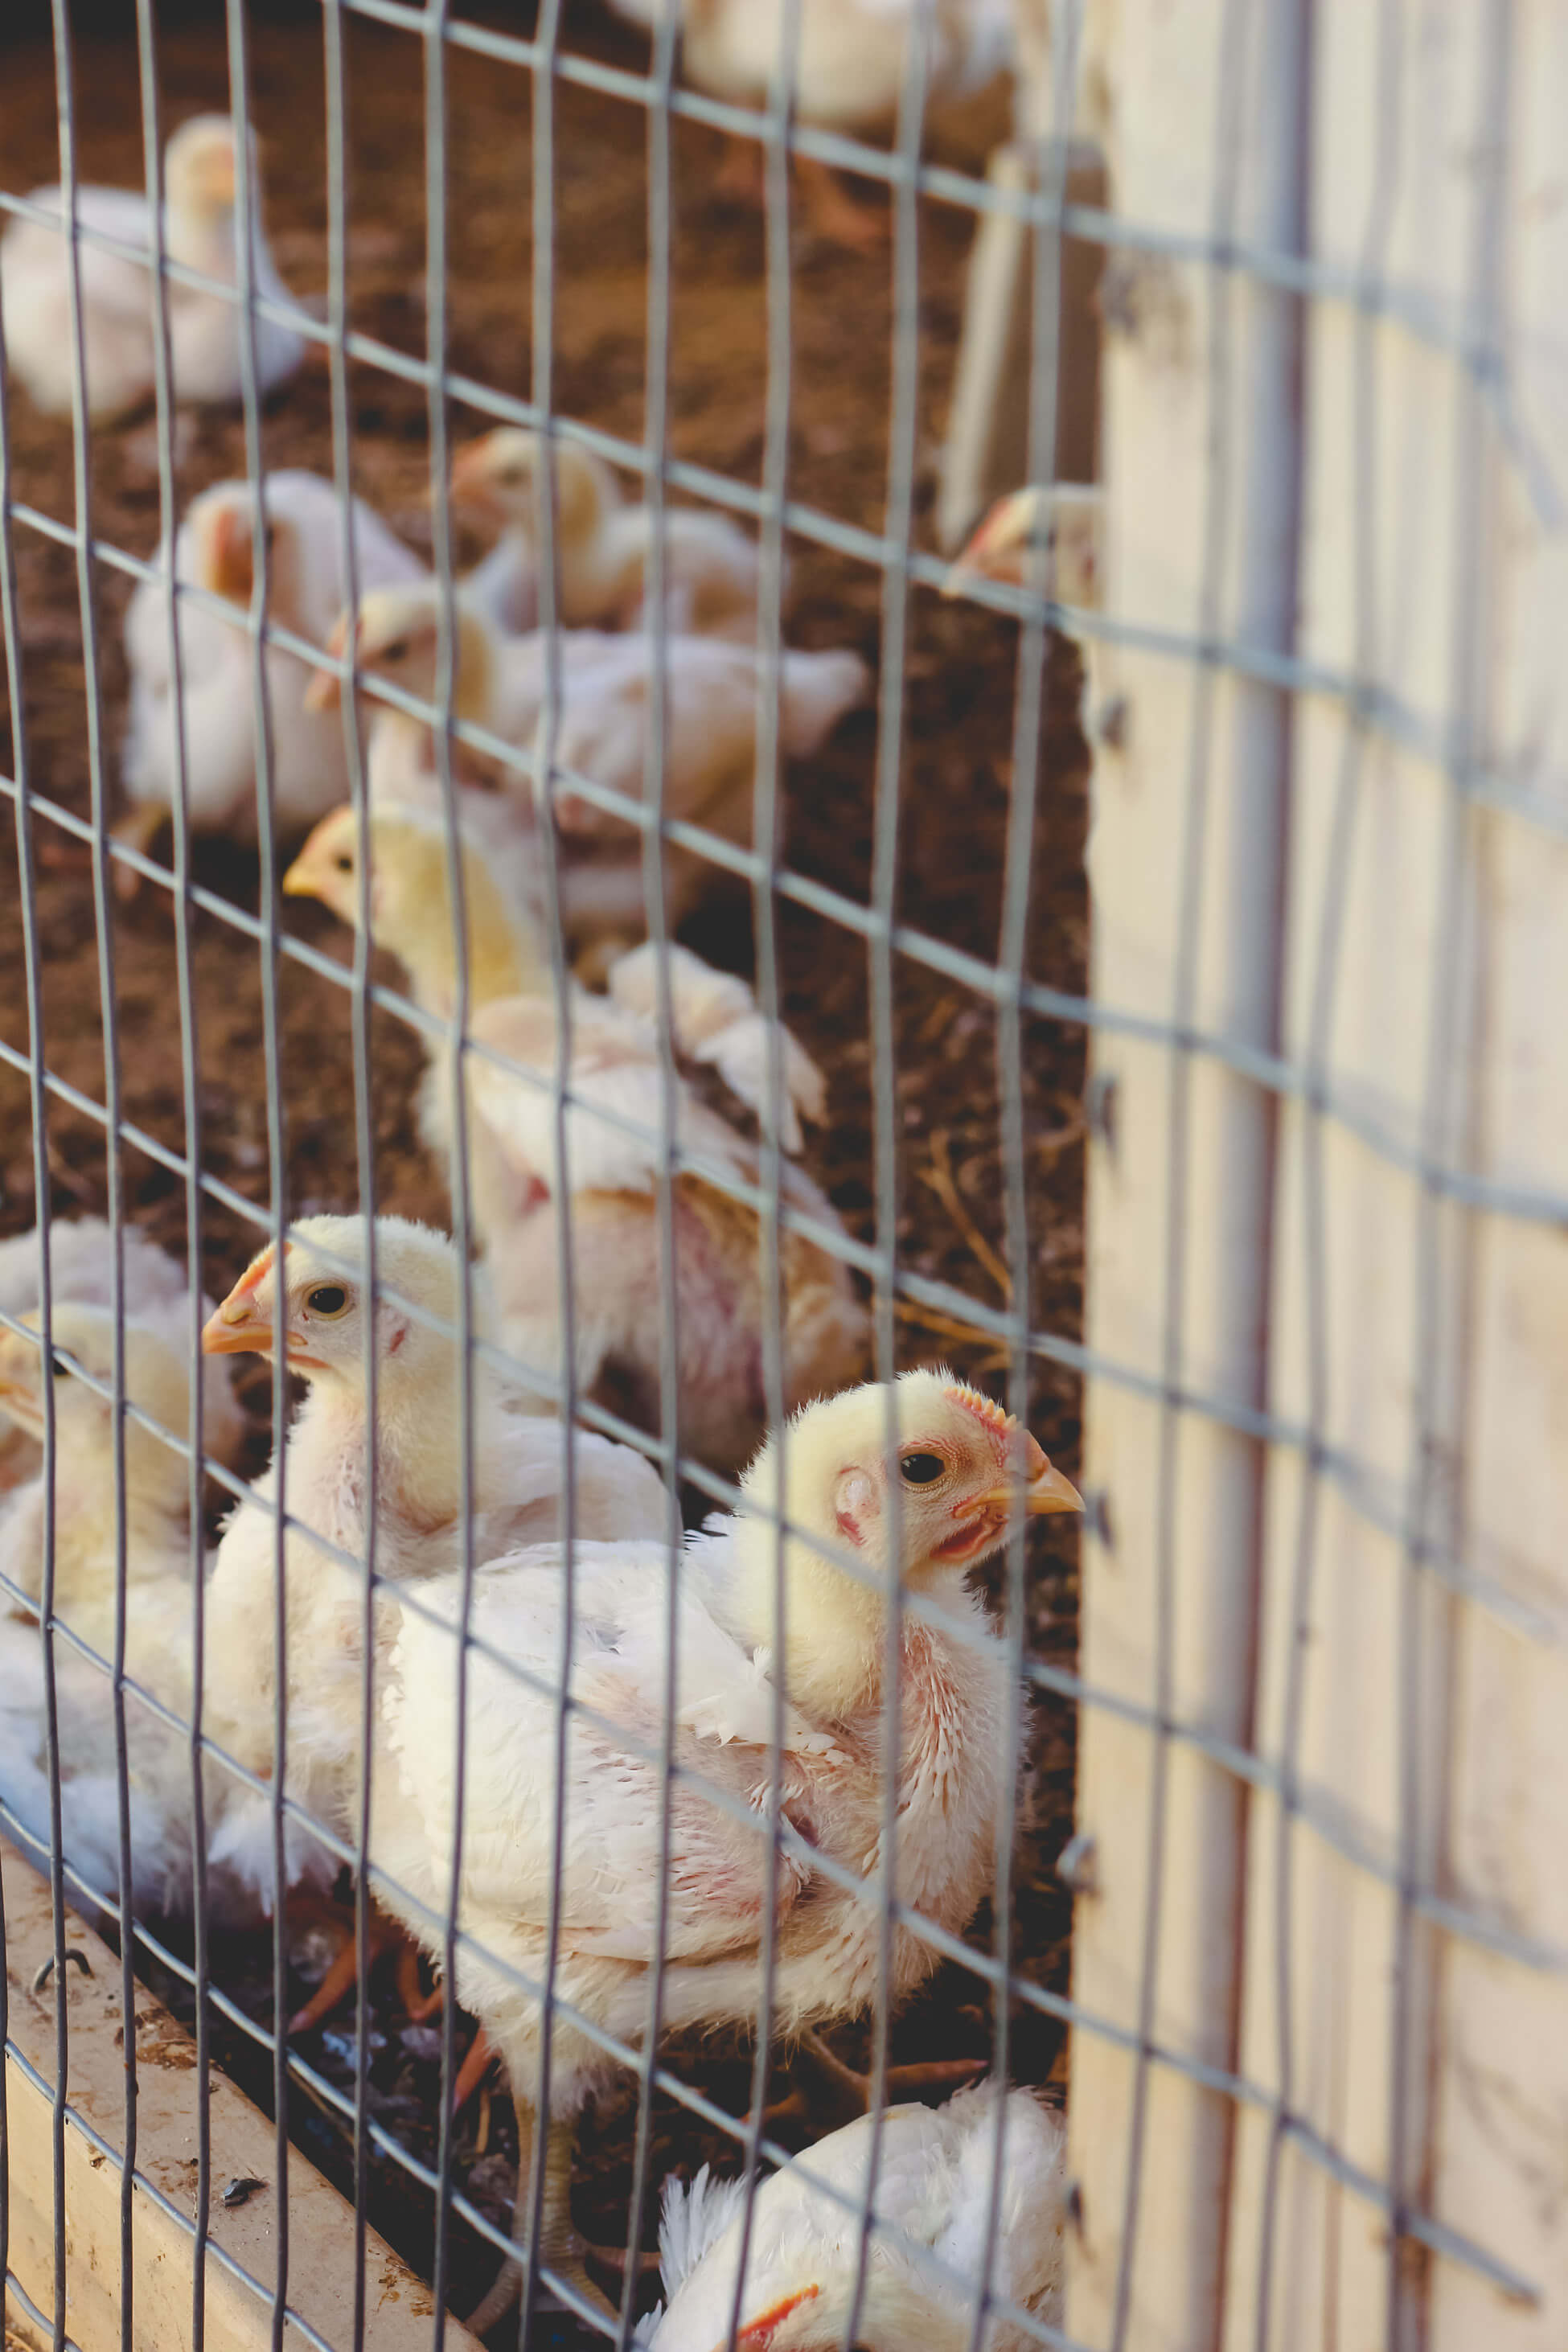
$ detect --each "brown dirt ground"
[0,1,1088,2331]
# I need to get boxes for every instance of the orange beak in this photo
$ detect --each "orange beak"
[447,441,502,523]
[941,491,1034,598]
[978,1429,1084,1517]
[304,614,351,712]
[715,2284,820,2352]
[201,1245,282,1357]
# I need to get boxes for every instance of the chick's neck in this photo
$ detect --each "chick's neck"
[294,1352,503,1547]
[725,1508,901,1723]
[396,862,545,1023]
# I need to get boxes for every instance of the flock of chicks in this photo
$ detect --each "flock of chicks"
[0,32,1077,2351]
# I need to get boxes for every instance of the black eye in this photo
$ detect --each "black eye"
[334,852,354,873]
[306,1284,350,1318]
[51,1351,72,1379]
[900,1451,946,1485]
[382,638,409,663]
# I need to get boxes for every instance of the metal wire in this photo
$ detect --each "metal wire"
[0,3,1558,2349]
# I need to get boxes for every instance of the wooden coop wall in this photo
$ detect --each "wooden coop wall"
[1069,2,1568,2347]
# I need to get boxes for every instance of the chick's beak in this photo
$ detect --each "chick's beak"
[281,832,332,901]
[446,445,497,519]
[941,493,1029,599]
[201,1249,277,1357]
[979,1430,1084,1517]
[303,616,350,712]
[207,505,253,605]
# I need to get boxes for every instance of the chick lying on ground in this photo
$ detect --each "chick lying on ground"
[120,469,426,874]
[0,1310,324,1930]
[306,581,868,949]
[640,2081,1065,2351]
[351,1371,1081,2322]
[0,1216,243,1495]
[285,802,868,1473]
[449,428,766,639]
[0,113,302,419]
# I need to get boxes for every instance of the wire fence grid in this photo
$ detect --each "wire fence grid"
[0,1,1561,2350]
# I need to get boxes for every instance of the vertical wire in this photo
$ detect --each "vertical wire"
[964,3,1077,2343]
[126,30,217,2352]
[43,10,131,2346]
[318,10,384,2346]
[1254,2,1405,2341]
[1385,6,1511,2341]
[839,8,932,2346]
[1106,0,1254,2337]
[511,0,585,2333]
[716,0,804,2338]
[614,2,688,2334]
[218,14,292,2348]
[418,7,482,2347]
[0,170,68,2352]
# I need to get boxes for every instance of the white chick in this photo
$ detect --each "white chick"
[119,469,427,869]
[608,0,1012,247]
[0,1309,327,1932]
[198,1215,666,1870]
[640,2082,1065,2351]
[449,429,765,640]
[283,802,869,1473]
[358,1370,1082,2321]
[305,579,868,946]
[0,1214,244,1495]
[0,113,302,420]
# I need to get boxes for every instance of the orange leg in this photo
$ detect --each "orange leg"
[786,2028,984,2122]
[111,800,170,903]
[286,1907,400,2038]
[451,2023,499,2117]
[395,1941,445,2024]
[713,129,766,208]
[793,154,889,252]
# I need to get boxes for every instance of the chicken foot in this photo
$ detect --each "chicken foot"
[793,155,889,252]
[778,2026,985,2125]
[286,1903,415,2038]
[110,801,170,902]
[467,2102,619,2332]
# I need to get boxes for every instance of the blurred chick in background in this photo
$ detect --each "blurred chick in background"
[449,428,766,639]
[0,114,302,419]
[0,1216,244,1494]
[306,579,867,951]
[639,2081,1065,2350]
[119,469,427,880]
[358,1370,1081,2322]
[285,802,868,1473]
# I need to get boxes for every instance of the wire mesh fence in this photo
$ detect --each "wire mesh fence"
[0,2,1562,2350]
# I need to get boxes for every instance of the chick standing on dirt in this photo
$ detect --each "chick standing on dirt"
[284,802,868,1475]
[0,114,302,418]
[355,1370,1082,2325]
[119,469,426,874]
[639,2081,1065,2351]
[198,1215,665,1948]
[449,427,766,639]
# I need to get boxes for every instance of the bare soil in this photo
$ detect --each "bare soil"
[0,1,1088,2331]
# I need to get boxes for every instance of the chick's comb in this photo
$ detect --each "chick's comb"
[232,1237,289,1298]
[943,1381,1017,1452]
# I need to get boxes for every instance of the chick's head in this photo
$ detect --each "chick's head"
[304,585,491,722]
[0,1303,193,1507]
[746,1366,1082,1597]
[191,485,296,614]
[164,114,240,220]
[283,802,540,1014]
[201,1216,478,1405]
[449,428,610,548]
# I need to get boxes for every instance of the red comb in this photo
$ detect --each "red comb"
[945,1381,1016,1460]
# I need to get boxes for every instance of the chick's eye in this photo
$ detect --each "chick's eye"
[305,1284,350,1319]
[899,1451,946,1485]
[334,852,353,874]
[51,1351,72,1379]
[381,638,409,664]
